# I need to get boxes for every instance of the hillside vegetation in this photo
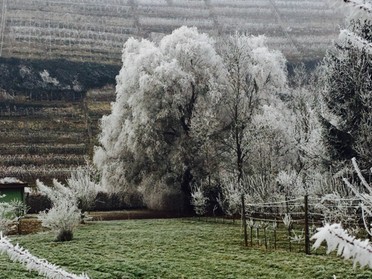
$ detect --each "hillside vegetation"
[0,58,117,185]
[0,0,342,63]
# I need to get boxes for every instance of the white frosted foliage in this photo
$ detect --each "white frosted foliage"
[0,200,17,235]
[312,223,372,269]
[218,174,243,216]
[67,163,103,211]
[328,0,371,21]
[36,179,81,239]
[94,26,226,194]
[190,185,208,216]
[342,158,372,235]
[339,29,372,55]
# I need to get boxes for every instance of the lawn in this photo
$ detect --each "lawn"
[1,219,372,279]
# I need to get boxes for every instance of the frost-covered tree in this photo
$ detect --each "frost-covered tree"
[275,63,330,197]
[94,26,226,211]
[94,28,290,211]
[290,65,327,170]
[217,34,287,200]
[321,0,372,172]
[249,102,298,200]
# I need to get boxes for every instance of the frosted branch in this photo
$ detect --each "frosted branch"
[339,30,372,55]
[343,0,372,14]
[311,223,372,268]
[0,233,89,279]
[352,157,372,191]
[342,158,372,235]
[361,205,372,236]
[329,0,372,21]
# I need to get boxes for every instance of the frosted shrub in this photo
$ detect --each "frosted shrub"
[217,176,242,217]
[276,170,305,198]
[191,185,208,217]
[38,199,80,242]
[0,192,29,235]
[36,179,81,241]
[0,200,16,235]
[67,162,103,212]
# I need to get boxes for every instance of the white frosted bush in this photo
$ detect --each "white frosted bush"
[38,199,81,242]
[191,185,208,216]
[0,201,16,235]
[0,193,28,235]
[36,179,81,241]
[67,163,103,211]
[217,175,242,217]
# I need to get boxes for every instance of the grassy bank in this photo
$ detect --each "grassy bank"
[1,219,371,279]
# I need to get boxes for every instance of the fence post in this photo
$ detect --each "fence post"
[241,194,248,247]
[304,195,311,255]
[285,196,291,252]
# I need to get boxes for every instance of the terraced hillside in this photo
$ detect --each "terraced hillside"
[0,0,343,63]
[0,58,116,186]
[0,86,115,186]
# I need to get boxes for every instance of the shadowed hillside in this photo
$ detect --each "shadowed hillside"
[0,58,117,185]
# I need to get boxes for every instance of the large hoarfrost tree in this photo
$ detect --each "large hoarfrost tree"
[273,64,330,198]
[321,0,372,172]
[94,27,226,211]
[94,27,291,211]
[217,34,287,201]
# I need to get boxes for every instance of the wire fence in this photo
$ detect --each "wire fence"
[199,195,364,254]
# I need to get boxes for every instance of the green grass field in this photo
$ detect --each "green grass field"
[1,219,372,279]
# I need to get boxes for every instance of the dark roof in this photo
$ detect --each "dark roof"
[0,183,28,190]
